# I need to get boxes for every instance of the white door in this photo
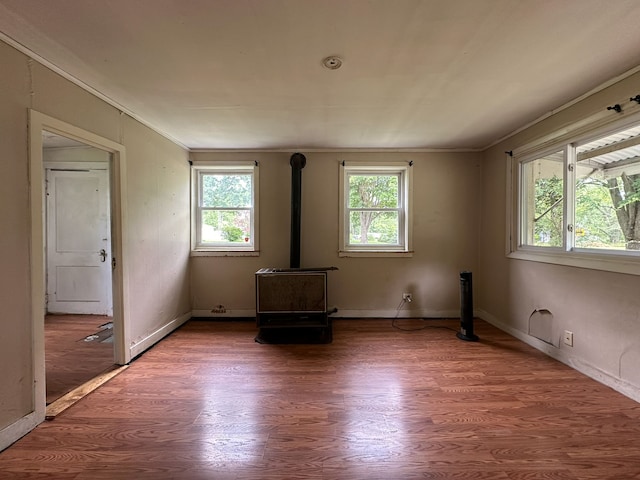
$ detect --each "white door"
[46,167,112,315]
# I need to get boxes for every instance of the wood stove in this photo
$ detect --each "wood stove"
[255,268,331,328]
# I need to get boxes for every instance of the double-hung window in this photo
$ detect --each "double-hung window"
[339,162,412,256]
[511,105,640,274]
[192,162,258,254]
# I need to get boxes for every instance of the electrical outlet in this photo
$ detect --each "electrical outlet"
[563,330,573,347]
[402,293,413,302]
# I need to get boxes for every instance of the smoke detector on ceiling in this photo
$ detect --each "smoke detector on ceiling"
[322,56,343,70]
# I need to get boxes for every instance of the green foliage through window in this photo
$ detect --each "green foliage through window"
[533,175,563,247]
[522,154,564,247]
[519,121,640,253]
[195,167,256,249]
[348,173,400,245]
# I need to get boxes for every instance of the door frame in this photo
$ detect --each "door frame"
[29,110,131,423]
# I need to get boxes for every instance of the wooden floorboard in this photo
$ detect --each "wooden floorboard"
[2,318,640,479]
[45,314,116,405]
[46,365,129,419]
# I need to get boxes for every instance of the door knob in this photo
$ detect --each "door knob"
[99,249,107,262]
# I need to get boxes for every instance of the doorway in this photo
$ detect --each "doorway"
[27,110,131,426]
[43,132,117,404]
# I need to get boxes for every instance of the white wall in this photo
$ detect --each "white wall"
[0,38,32,433]
[44,145,110,163]
[123,116,191,354]
[0,39,191,441]
[479,70,640,401]
[190,151,481,319]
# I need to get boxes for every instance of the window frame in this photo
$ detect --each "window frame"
[508,103,640,275]
[518,146,568,251]
[339,161,413,257]
[191,162,259,256]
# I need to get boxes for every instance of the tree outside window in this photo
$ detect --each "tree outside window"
[348,173,400,245]
[519,123,640,252]
[192,163,258,252]
[340,163,411,255]
[201,173,252,244]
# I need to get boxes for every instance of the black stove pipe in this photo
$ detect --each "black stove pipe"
[290,153,306,268]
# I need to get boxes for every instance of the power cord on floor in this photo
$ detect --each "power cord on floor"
[391,318,459,332]
[392,298,459,332]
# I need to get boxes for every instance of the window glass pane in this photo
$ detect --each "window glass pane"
[521,152,564,247]
[348,174,399,208]
[201,210,251,244]
[576,125,640,250]
[340,164,410,254]
[202,174,252,208]
[349,211,399,245]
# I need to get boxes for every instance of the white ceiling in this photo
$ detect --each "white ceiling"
[2,0,640,151]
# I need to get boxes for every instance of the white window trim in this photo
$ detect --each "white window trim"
[517,145,568,251]
[339,161,413,258]
[507,100,640,275]
[191,161,259,257]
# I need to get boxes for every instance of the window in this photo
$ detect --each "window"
[520,150,565,248]
[191,163,258,254]
[339,162,412,256]
[510,105,640,274]
[574,125,640,251]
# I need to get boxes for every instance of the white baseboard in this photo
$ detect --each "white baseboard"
[191,308,460,320]
[129,311,191,359]
[191,309,256,318]
[0,411,41,452]
[477,309,640,404]
[334,309,459,319]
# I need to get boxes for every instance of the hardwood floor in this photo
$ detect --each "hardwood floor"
[3,318,640,479]
[45,314,116,405]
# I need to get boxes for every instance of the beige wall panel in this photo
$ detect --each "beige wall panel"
[31,62,120,143]
[190,151,481,317]
[0,38,192,441]
[0,41,33,429]
[479,70,640,393]
[44,146,110,163]
[330,152,480,315]
[260,154,298,267]
[123,116,191,343]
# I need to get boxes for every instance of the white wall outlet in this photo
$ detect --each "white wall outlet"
[402,293,413,302]
[563,330,574,347]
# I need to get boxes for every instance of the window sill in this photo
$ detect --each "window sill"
[508,247,640,276]
[339,250,413,258]
[191,250,260,257]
